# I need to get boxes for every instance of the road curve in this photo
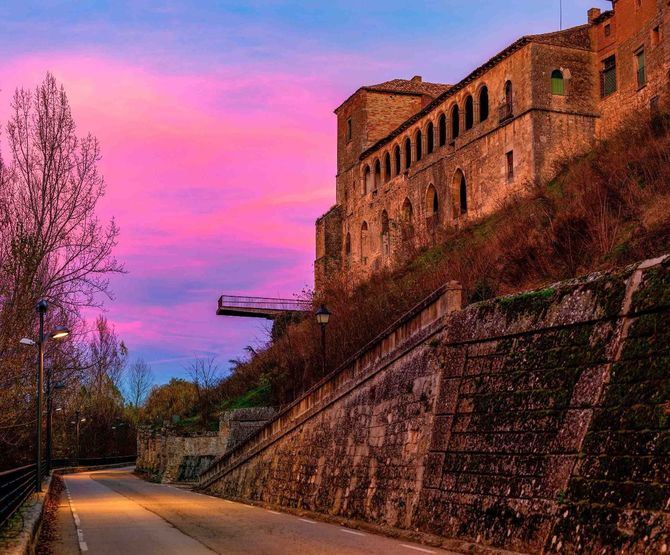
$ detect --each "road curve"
[59,468,458,555]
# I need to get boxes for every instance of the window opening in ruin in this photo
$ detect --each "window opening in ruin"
[507,151,514,180]
[345,232,351,261]
[402,198,413,221]
[381,210,390,259]
[364,165,371,194]
[426,185,438,216]
[438,114,447,146]
[636,48,646,88]
[394,145,401,175]
[346,117,352,142]
[465,96,474,130]
[601,55,617,97]
[551,70,565,95]
[451,104,460,141]
[459,174,468,215]
[479,86,489,122]
[604,24,611,37]
[360,222,369,264]
[404,137,412,169]
[374,159,381,190]
[427,122,434,154]
[384,152,391,182]
[652,26,660,47]
[452,170,467,217]
[415,130,423,162]
[500,81,514,121]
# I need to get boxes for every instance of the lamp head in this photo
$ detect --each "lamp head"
[49,326,70,340]
[315,305,331,326]
[20,338,36,346]
[36,300,48,314]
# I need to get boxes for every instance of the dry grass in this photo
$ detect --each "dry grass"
[217,107,670,409]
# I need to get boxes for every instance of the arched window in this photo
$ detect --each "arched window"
[451,104,460,140]
[363,165,371,194]
[479,86,489,122]
[404,137,412,169]
[360,221,369,263]
[415,130,423,162]
[438,114,447,146]
[374,159,381,190]
[381,210,390,259]
[426,122,434,154]
[452,170,467,217]
[465,96,474,130]
[394,145,401,175]
[345,232,351,263]
[402,198,413,221]
[384,152,391,182]
[426,184,439,216]
[551,69,565,95]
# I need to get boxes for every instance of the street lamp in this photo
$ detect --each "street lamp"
[20,300,70,492]
[315,305,331,376]
[72,411,87,465]
[46,381,66,473]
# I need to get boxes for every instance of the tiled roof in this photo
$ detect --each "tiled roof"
[364,79,452,98]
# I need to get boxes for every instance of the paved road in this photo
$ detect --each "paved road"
[58,468,457,555]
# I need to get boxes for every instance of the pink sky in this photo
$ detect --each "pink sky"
[0,1,609,383]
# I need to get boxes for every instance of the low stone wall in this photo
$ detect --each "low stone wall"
[137,408,278,483]
[136,429,225,483]
[200,257,670,553]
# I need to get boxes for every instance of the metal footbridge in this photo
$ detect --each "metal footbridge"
[217,295,311,320]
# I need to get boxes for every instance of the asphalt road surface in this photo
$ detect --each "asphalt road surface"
[56,468,458,555]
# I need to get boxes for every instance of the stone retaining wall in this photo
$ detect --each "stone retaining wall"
[200,257,670,553]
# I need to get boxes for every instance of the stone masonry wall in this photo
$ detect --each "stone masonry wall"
[136,428,227,483]
[200,257,670,553]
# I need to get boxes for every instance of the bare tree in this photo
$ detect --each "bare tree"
[0,74,124,467]
[126,357,154,408]
[0,73,123,337]
[186,356,220,424]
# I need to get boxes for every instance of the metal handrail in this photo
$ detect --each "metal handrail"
[0,455,137,531]
[218,295,311,312]
[0,464,37,530]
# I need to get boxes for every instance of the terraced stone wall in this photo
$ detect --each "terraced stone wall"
[202,257,670,553]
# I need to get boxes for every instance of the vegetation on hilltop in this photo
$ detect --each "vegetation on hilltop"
[210,104,670,413]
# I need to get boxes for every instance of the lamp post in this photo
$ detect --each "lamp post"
[315,305,331,376]
[21,300,70,492]
[71,411,87,465]
[46,380,66,473]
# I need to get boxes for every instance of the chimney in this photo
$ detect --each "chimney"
[588,8,601,23]
[411,75,423,83]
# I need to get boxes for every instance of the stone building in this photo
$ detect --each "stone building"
[315,0,670,288]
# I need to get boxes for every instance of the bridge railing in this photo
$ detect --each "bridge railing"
[218,295,311,313]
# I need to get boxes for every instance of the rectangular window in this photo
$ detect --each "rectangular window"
[636,49,646,88]
[601,55,617,97]
[346,117,352,142]
[506,151,514,180]
[604,24,611,37]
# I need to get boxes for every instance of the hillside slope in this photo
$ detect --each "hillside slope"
[218,107,670,410]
